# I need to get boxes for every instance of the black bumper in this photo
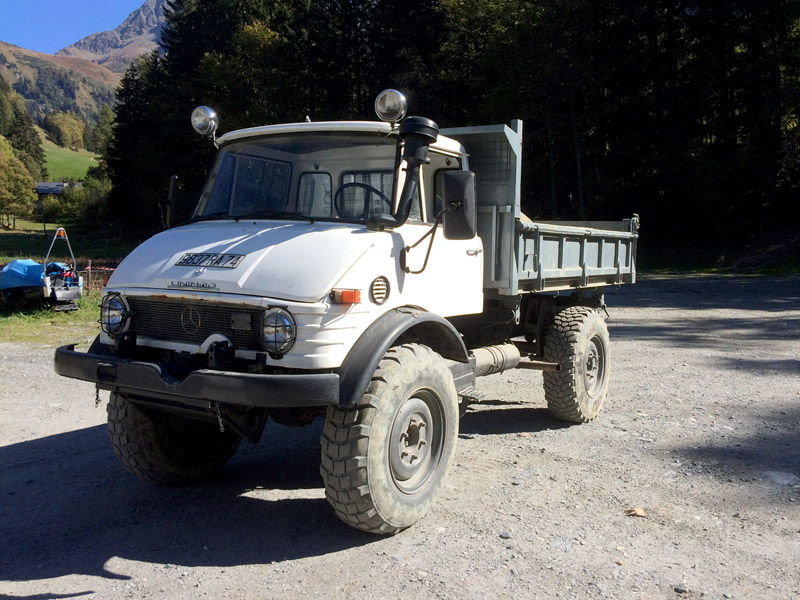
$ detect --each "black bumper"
[54,344,340,408]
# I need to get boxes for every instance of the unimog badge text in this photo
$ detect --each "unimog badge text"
[168,280,218,290]
[176,252,245,268]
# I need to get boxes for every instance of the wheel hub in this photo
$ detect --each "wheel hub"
[400,415,428,463]
[389,392,444,493]
[583,337,605,398]
[586,347,598,381]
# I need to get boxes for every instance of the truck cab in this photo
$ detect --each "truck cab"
[102,118,482,372]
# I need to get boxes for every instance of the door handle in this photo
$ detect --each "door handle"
[466,248,483,256]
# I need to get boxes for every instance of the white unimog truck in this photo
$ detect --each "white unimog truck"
[55,90,638,534]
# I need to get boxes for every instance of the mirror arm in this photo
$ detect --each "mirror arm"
[403,221,438,275]
[403,203,456,275]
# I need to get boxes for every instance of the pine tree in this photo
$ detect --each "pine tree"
[9,105,46,181]
[0,135,36,223]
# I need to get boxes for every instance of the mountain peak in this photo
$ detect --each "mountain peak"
[56,0,167,73]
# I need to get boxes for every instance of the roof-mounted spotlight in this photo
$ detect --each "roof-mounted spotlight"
[375,89,408,123]
[191,106,219,138]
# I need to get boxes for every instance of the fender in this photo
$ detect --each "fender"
[337,307,469,407]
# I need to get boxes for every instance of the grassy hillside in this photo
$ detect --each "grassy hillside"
[42,137,98,181]
[0,41,120,123]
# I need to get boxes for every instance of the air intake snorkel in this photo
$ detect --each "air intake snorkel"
[370,90,439,230]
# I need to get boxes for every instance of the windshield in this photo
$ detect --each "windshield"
[194,132,400,223]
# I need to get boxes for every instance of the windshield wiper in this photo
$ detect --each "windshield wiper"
[182,212,233,225]
[234,210,315,223]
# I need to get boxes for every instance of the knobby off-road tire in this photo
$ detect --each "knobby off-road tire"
[543,306,610,423]
[320,344,459,534]
[107,392,241,486]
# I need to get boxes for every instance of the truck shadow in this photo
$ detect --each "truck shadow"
[0,420,376,583]
[459,406,572,436]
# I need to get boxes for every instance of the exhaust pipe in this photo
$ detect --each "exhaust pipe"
[471,343,562,377]
[472,344,521,377]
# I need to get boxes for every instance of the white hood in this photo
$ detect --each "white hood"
[108,220,374,302]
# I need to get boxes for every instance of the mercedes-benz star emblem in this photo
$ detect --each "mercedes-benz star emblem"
[180,307,202,334]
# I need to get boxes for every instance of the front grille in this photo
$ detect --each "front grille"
[127,297,263,350]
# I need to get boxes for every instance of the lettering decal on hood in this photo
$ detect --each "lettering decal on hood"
[176,253,246,268]
[168,280,219,290]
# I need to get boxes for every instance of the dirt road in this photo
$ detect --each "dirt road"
[1,275,799,599]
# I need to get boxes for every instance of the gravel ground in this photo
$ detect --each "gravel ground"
[1,274,799,600]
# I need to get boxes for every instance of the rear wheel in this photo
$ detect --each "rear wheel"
[320,344,459,534]
[107,392,241,485]
[543,306,610,423]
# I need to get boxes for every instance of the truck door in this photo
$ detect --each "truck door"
[398,150,484,318]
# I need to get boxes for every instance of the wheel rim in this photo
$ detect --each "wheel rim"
[583,335,606,399]
[389,390,445,494]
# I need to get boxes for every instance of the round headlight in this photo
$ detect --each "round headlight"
[101,294,128,336]
[261,308,296,355]
[191,106,219,136]
[375,89,408,122]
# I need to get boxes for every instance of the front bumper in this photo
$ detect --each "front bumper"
[54,344,340,408]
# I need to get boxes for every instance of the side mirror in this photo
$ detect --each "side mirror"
[442,171,477,240]
[161,175,178,229]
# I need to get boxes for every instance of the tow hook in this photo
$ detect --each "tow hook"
[213,401,225,432]
[208,341,234,369]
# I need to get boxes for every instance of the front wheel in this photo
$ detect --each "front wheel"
[542,306,610,423]
[107,392,241,485]
[320,344,459,534]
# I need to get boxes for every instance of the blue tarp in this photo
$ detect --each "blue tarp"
[0,259,44,290]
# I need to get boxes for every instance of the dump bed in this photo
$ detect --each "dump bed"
[515,218,638,293]
[442,123,638,296]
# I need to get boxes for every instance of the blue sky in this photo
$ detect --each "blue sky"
[0,0,144,54]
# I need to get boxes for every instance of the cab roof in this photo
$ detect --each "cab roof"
[216,120,465,156]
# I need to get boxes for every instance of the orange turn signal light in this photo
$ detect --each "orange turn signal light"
[331,289,362,304]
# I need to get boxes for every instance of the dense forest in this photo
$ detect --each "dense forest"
[0,77,46,224]
[0,49,118,125]
[11,56,116,124]
[105,0,800,252]
[0,73,115,227]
